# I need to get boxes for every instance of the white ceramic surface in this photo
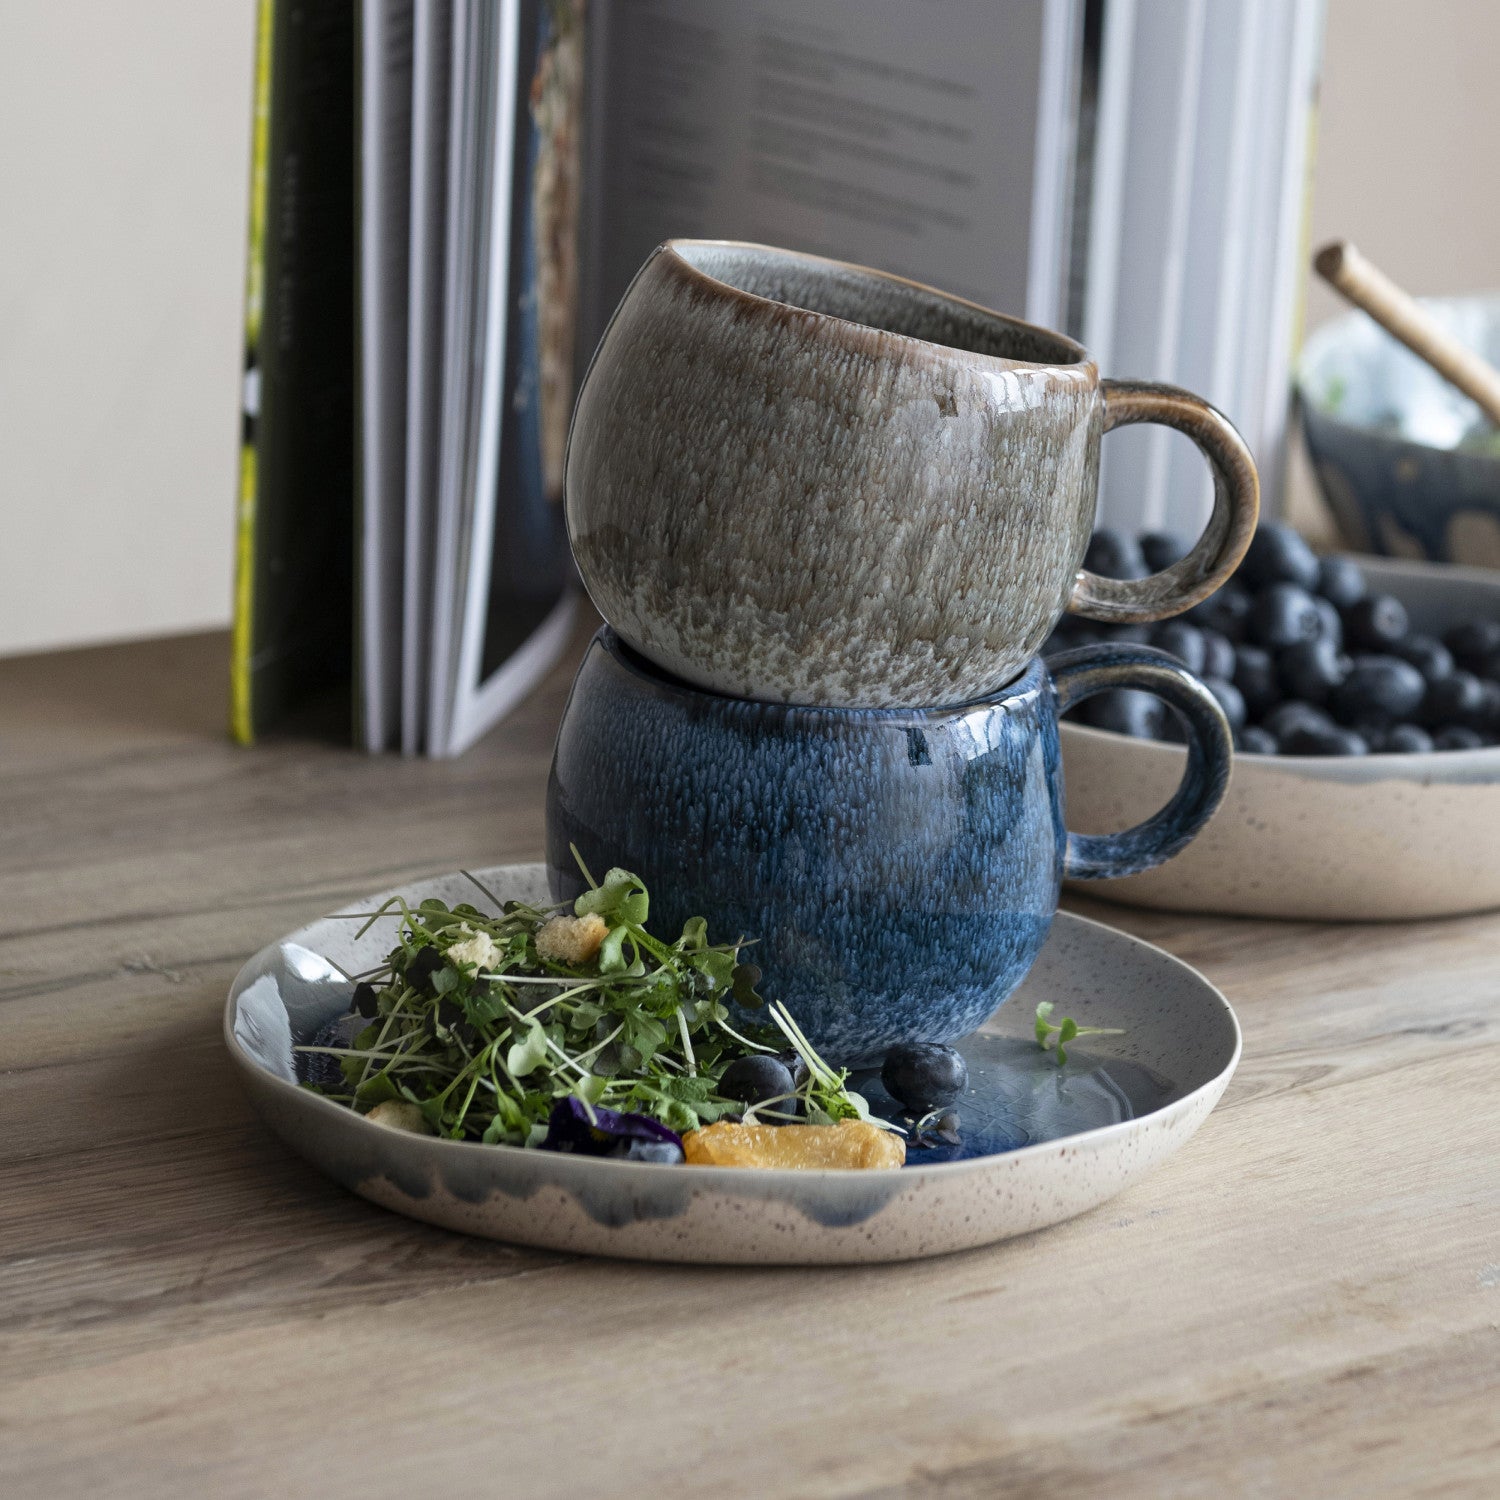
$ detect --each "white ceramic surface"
[1061,557,1500,921]
[225,864,1240,1265]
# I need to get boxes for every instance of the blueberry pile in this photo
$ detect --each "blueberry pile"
[1046,525,1500,755]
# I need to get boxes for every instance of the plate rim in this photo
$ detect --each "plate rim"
[223,863,1242,1189]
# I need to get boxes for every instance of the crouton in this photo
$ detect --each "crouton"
[535,910,609,965]
[365,1100,430,1134]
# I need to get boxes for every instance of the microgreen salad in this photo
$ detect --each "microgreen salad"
[297,859,892,1161]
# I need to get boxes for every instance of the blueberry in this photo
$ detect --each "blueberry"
[1442,618,1500,673]
[1250,583,1323,650]
[1316,554,1367,609]
[352,981,379,1017]
[882,1042,970,1113]
[1184,583,1252,642]
[719,1056,796,1118]
[1434,725,1488,750]
[1312,596,1344,650]
[1470,679,1500,733]
[1237,725,1278,755]
[1328,655,1427,726]
[1201,675,1246,733]
[1082,689,1166,739]
[1422,670,1487,728]
[1475,649,1500,684]
[302,1013,365,1089]
[779,1052,811,1094]
[1157,711,1187,745]
[1393,633,1454,683]
[1042,621,1093,658]
[1373,723,1435,753]
[1233,644,1282,718]
[1280,723,1370,756]
[1264,700,1337,742]
[1343,594,1409,651]
[1084,528,1148,581]
[1278,637,1349,705]
[1239,523,1322,590]
[1148,620,1207,675]
[1140,531,1191,571]
[1200,629,1236,681]
[405,945,447,994]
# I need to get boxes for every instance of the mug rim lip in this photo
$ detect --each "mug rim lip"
[659,238,1094,373]
[593,626,1048,720]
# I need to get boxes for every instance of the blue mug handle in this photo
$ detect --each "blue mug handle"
[1049,642,1233,881]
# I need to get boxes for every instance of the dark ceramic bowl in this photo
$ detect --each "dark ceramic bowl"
[546,630,1231,1064]
[1300,296,1500,567]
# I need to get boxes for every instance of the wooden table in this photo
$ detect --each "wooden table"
[2,623,1498,1498]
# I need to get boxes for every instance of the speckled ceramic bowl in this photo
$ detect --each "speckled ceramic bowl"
[225,863,1241,1265]
[548,631,1231,1064]
[567,239,1259,707]
[1300,295,1500,567]
[1059,557,1500,920]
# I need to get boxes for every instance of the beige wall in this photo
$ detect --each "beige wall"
[1283,0,1500,538]
[1,0,1496,656]
[0,2,253,657]
[1306,0,1500,327]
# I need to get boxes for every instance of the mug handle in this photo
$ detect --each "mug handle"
[1069,380,1260,624]
[1050,642,1233,881]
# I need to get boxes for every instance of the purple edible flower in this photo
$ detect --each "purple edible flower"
[539,1097,685,1164]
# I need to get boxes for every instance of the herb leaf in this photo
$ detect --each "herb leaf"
[300,868,888,1148]
[1034,1001,1125,1066]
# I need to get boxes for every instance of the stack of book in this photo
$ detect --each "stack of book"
[234,0,1322,754]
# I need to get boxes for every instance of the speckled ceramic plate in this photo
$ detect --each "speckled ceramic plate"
[225,864,1240,1264]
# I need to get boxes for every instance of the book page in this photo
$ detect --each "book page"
[400,0,453,754]
[359,0,414,752]
[588,0,1068,347]
[440,0,578,757]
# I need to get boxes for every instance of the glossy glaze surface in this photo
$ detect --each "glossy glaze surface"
[546,630,1231,1062]
[566,240,1259,707]
[224,863,1240,1264]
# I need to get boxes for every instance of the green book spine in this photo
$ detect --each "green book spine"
[230,0,357,744]
[230,0,274,745]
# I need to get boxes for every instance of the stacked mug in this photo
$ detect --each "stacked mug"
[546,241,1259,1064]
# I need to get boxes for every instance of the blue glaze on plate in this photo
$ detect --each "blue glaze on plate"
[546,631,1230,1064]
[855,1032,1176,1165]
[235,943,1174,1224]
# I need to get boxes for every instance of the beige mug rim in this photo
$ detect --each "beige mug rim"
[658,237,1096,375]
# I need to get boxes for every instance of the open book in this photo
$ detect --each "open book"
[233,0,1320,754]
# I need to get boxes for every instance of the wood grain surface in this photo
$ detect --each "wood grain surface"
[1,625,1497,1498]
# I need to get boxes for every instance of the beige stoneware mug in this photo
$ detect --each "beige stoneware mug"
[566,240,1260,708]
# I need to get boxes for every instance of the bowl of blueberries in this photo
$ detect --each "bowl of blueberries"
[1299,295,1500,568]
[1050,523,1500,920]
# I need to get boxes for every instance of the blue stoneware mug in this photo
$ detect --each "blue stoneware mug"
[546,630,1232,1064]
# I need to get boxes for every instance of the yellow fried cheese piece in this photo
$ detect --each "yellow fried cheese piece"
[683,1118,905,1170]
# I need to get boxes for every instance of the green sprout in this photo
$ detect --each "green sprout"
[1034,1001,1125,1067]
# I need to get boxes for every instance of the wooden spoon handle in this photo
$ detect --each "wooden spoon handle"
[1314,239,1500,429]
